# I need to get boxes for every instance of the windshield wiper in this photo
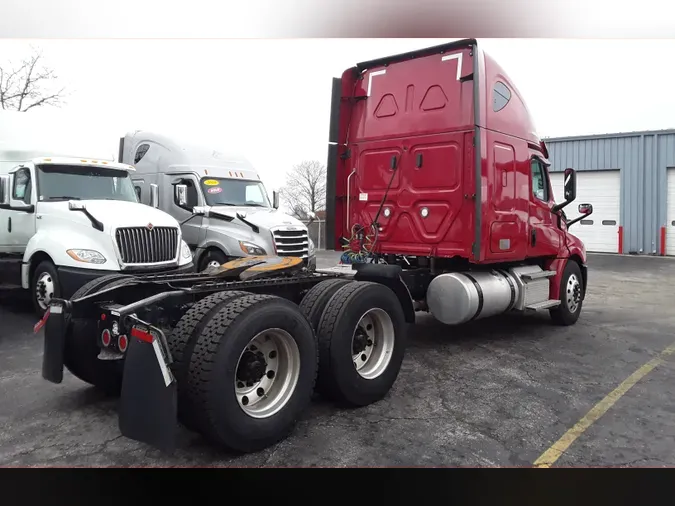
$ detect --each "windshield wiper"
[245,203,267,207]
[47,196,81,201]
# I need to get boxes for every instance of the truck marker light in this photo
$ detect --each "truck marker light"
[118,335,128,352]
[383,208,391,217]
[131,326,153,343]
[421,207,429,218]
[100,313,106,321]
[101,329,112,347]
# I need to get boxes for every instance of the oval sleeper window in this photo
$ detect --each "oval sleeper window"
[493,81,511,112]
[602,220,617,226]
[580,219,594,225]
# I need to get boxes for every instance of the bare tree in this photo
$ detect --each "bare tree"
[0,46,67,112]
[281,160,326,219]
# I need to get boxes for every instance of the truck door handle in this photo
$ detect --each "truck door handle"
[531,228,537,246]
[7,217,11,233]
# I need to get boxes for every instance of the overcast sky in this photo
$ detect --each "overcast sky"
[2,38,675,193]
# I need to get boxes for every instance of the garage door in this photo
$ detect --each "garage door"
[666,168,675,255]
[549,170,621,253]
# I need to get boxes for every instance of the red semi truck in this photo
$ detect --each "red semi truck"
[39,39,593,454]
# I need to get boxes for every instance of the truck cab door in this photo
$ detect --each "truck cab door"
[527,157,561,257]
[4,167,37,254]
[170,174,203,249]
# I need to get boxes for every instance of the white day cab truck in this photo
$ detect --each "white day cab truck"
[118,130,317,272]
[0,153,195,317]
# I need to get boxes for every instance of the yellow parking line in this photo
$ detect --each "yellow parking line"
[533,342,675,468]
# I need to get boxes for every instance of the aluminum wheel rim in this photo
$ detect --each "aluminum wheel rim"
[35,271,55,310]
[566,274,582,313]
[351,308,395,380]
[235,328,301,419]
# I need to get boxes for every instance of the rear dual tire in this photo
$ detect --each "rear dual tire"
[63,274,133,396]
[184,294,318,453]
[302,280,407,407]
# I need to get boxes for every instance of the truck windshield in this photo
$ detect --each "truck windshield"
[36,164,138,203]
[200,177,271,208]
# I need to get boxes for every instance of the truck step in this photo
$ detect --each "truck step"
[521,270,557,281]
[525,299,561,311]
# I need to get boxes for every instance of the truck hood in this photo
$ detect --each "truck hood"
[37,200,179,232]
[209,206,307,231]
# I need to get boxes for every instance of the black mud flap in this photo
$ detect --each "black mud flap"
[119,328,178,453]
[41,303,69,384]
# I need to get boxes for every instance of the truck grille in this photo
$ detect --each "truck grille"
[272,228,309,259]
[115,226,179,264]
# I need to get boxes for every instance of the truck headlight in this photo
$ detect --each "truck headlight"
[66,249,107,264]
[180,240,192,259]
[308,237,315,256]
[239,241,267,256]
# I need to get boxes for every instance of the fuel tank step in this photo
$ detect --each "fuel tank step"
[520,270,557,281]
[525,299,561,311]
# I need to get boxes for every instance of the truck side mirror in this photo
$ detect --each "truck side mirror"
[552,168,577,213]
[68,201,87,211]
[272,190,280,209]
[175,184,188,207]
[578,203,593,215]
[150,183,159,208]
[0,175,9,206]
[563,168,577,203]
[566,202,594,228]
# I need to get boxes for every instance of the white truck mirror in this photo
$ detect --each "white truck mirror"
[0,175,9,206]
[272,190,280,209]
[193,206,207,216]
[150,183,159,208]
[175,184,188,207]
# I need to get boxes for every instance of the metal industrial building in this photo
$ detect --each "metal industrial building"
[545,129,675,256]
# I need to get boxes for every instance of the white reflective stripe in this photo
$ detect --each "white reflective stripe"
[152,337,173,387]
[441,52,463,80]
[367,69,386,97]
[50,305,63,314]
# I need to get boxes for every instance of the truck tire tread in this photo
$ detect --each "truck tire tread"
[186,294,318,453]
[168,290,250,430]
[299,278,353,331]
[549,259,584,326]
[316,281,406,407]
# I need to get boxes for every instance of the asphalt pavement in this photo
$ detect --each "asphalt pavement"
[1,251,674,466]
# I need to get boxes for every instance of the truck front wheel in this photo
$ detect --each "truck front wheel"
[31,260,61,317]
[316,281,407,407]
[186,294,318,453]
[549,260,584,326]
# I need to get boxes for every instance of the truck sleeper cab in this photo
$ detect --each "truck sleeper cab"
[38,40,593,457]
[0,156,194,316]
[118,131,317,273]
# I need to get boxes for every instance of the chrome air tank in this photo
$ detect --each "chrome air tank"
[426,270,518,325]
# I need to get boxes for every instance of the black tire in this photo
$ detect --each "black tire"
[299,278,353,331]
[63,274,133,395]
[31,260,61,318]
[168,290,251,431]
[198,249,228,272]
[549,260,584,326]
[316,281,406,407]
[186,294,318,453]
